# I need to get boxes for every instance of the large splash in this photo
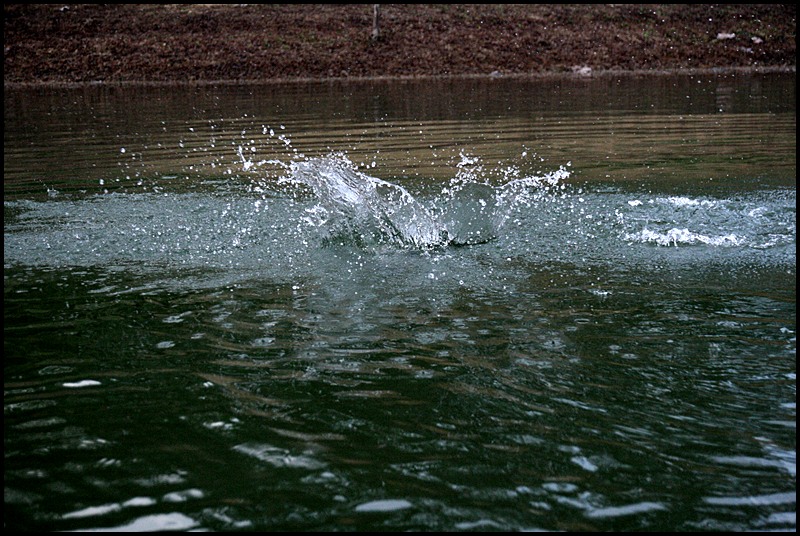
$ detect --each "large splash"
[275,152,570,249]
[4,128,794,291]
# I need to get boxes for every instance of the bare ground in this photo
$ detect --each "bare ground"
[3,4,796,86]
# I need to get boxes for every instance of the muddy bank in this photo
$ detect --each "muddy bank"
[4,4,796,86]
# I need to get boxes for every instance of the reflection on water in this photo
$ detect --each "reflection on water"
[4,73,796,198]
[4,73,796,531]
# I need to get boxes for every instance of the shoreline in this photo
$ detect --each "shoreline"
[4,65,795,91]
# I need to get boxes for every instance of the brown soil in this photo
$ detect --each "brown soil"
[3,4,796,86]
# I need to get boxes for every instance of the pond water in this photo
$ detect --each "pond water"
[4,73,796,531]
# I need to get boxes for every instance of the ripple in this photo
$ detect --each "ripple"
[354,499,413,513]
[73,512,200,532]
[232,442,327,470]
[584,501,668,519]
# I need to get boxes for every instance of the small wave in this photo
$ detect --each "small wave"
[233,442,327,470]
[584,501,668,519]
[619,189,795,252]
[63,379,102,388]
[625,228,746,247]
[662,196,717,208]
[703,491,796,507]
[354,499,413,513]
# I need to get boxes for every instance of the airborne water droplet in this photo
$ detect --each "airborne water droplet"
[284,153,569,250]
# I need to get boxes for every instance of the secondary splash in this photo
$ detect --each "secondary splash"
[277,153,570,249]
[618,194,796,250]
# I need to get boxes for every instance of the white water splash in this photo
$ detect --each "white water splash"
[280,153,570,249]
[285,155,443,248]
[625,228,746,247]
[619,192,795,250]
[4,146,793,284]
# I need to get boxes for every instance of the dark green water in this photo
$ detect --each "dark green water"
[4,73,796,531]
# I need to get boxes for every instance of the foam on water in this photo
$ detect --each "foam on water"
[618,192,796,250]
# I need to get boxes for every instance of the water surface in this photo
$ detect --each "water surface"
[4,73,796,531]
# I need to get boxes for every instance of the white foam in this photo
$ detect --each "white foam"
[625,228,745,247]
[63,380,101,388]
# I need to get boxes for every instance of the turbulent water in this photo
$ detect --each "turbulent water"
[5,150,794,281]
[284,153,570,248]
[4,76,796,532]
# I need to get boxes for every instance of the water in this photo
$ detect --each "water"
[4,73,796,531]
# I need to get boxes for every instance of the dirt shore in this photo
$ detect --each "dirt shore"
[3,4,796,87]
